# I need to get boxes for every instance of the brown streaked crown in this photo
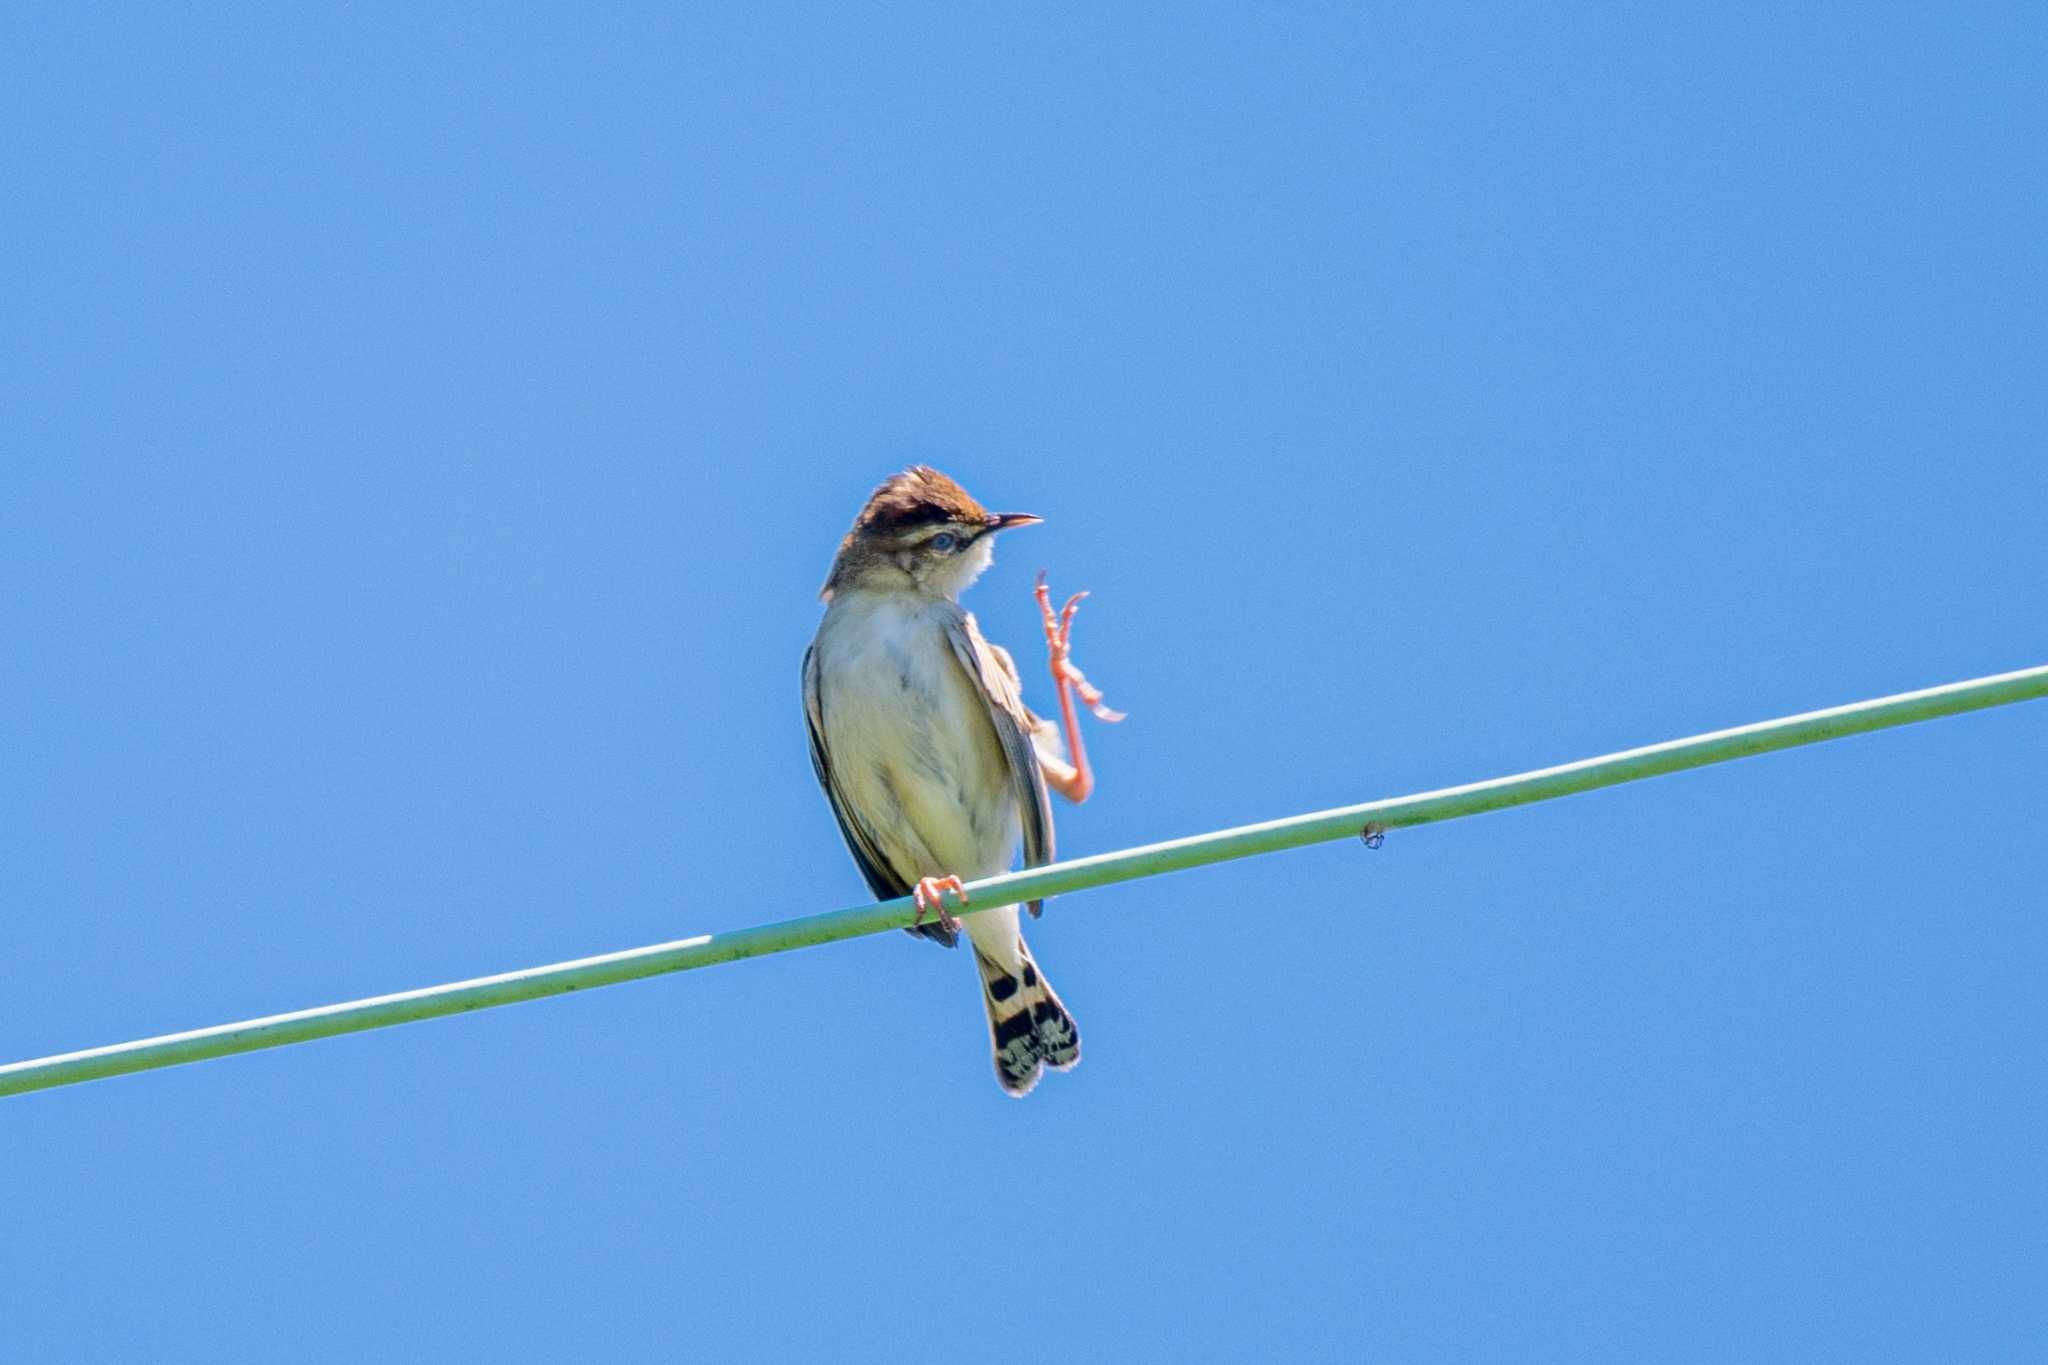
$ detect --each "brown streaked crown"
[852,466,995,538]
[821,466,1002,600]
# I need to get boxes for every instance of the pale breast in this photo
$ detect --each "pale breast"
[812,594,1020,880]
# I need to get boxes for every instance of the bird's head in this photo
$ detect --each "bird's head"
[822,466,1041,602]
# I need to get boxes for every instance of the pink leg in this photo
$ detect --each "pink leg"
[912,875,969,935]
[1035,571,1124,803]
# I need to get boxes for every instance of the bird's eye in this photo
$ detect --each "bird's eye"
[930,532,958,552]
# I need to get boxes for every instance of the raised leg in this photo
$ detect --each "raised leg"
[1034,571,1124,803]
[912,875,969,935]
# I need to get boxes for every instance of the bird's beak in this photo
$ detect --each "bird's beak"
[988,513,1043,532]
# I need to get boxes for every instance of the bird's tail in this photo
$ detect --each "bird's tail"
[975,936,1080,1097]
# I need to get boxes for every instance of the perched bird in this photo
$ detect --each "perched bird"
[802,467,1122,1096]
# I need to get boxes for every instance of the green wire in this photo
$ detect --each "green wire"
[5,663,2044,1098]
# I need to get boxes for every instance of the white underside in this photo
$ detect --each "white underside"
[812,590,1024,968]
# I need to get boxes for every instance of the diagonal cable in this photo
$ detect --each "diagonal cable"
[4,663,2044,1098]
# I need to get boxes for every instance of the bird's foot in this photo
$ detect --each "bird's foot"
[1034,571,1125,723]
[912,875,969,935]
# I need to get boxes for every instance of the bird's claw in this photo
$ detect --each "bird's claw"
[1034,571,1125,722]
[912,875,969,935]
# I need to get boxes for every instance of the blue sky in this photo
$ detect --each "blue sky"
[4,3,2044,1359]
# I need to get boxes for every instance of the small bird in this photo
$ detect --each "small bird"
[803,467,1122,1096]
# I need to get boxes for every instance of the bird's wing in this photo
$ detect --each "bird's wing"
[943,609,1056,918]
[802,643,956,944]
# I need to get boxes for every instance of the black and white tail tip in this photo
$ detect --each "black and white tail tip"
[977,941,1080,1098]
